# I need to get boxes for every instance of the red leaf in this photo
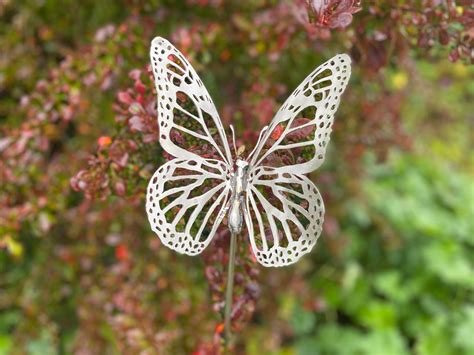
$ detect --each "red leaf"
[270,124,285,140]
[287,118,315,140]
[214,322,225,334]
[115,244,129,261]
[129,116,145,132]
[134,80,147,95]
[117,91,134,105]
[97,136,112,148]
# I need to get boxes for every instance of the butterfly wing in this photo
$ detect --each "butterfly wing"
[248,54,351,174]
[245,54,351,266]
[147,158,232,255]
[150,36,233,165]
[148,37,233,255]
[244,167,324,266]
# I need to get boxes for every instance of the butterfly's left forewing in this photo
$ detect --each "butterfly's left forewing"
[150,37,233,165]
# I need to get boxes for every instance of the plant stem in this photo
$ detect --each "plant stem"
[224,230,237,344]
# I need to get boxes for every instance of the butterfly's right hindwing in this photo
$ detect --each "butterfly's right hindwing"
[147,158,231,255]
[244,167,324,267]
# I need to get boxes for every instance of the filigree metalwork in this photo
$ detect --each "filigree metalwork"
[147,36,351,267]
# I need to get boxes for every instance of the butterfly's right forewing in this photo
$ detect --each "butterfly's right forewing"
[248,54,351,174]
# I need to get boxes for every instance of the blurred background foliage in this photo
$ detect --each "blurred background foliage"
[0,0,473,354]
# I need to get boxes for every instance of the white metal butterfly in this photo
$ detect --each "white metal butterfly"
[146,37,351,267]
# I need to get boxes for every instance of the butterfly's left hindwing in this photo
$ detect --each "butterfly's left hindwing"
[146,158,231,255]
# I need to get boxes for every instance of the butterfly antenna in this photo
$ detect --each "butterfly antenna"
[229,124,238,158]
[247,125,268,161]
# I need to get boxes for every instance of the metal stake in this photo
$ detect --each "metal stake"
[224,230,237,344]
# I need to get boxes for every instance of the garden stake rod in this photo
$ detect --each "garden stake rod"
[224,230,237,344]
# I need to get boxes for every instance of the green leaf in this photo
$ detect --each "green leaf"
[453,306,474,352]
[415,316,458,355]
[296,337,321,355]
[0,335,12,354]
[357,301,397,329]
[290,303,316,336]
[422,240,474,287]
[306,325,365,355]
[360,329,409,355]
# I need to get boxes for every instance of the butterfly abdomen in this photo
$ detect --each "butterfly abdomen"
[228,159,249,234]
[228,198,243,234]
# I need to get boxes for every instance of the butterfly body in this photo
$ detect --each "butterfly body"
[147,37,351,266]
[228,159,250,234]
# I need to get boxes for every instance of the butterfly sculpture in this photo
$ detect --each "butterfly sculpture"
[146,37,351,267]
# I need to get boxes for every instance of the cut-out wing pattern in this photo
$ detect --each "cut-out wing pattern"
[248,54,351,174]
[146,158,231,255]
[150,37,233,165]
[245,167,324,267]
